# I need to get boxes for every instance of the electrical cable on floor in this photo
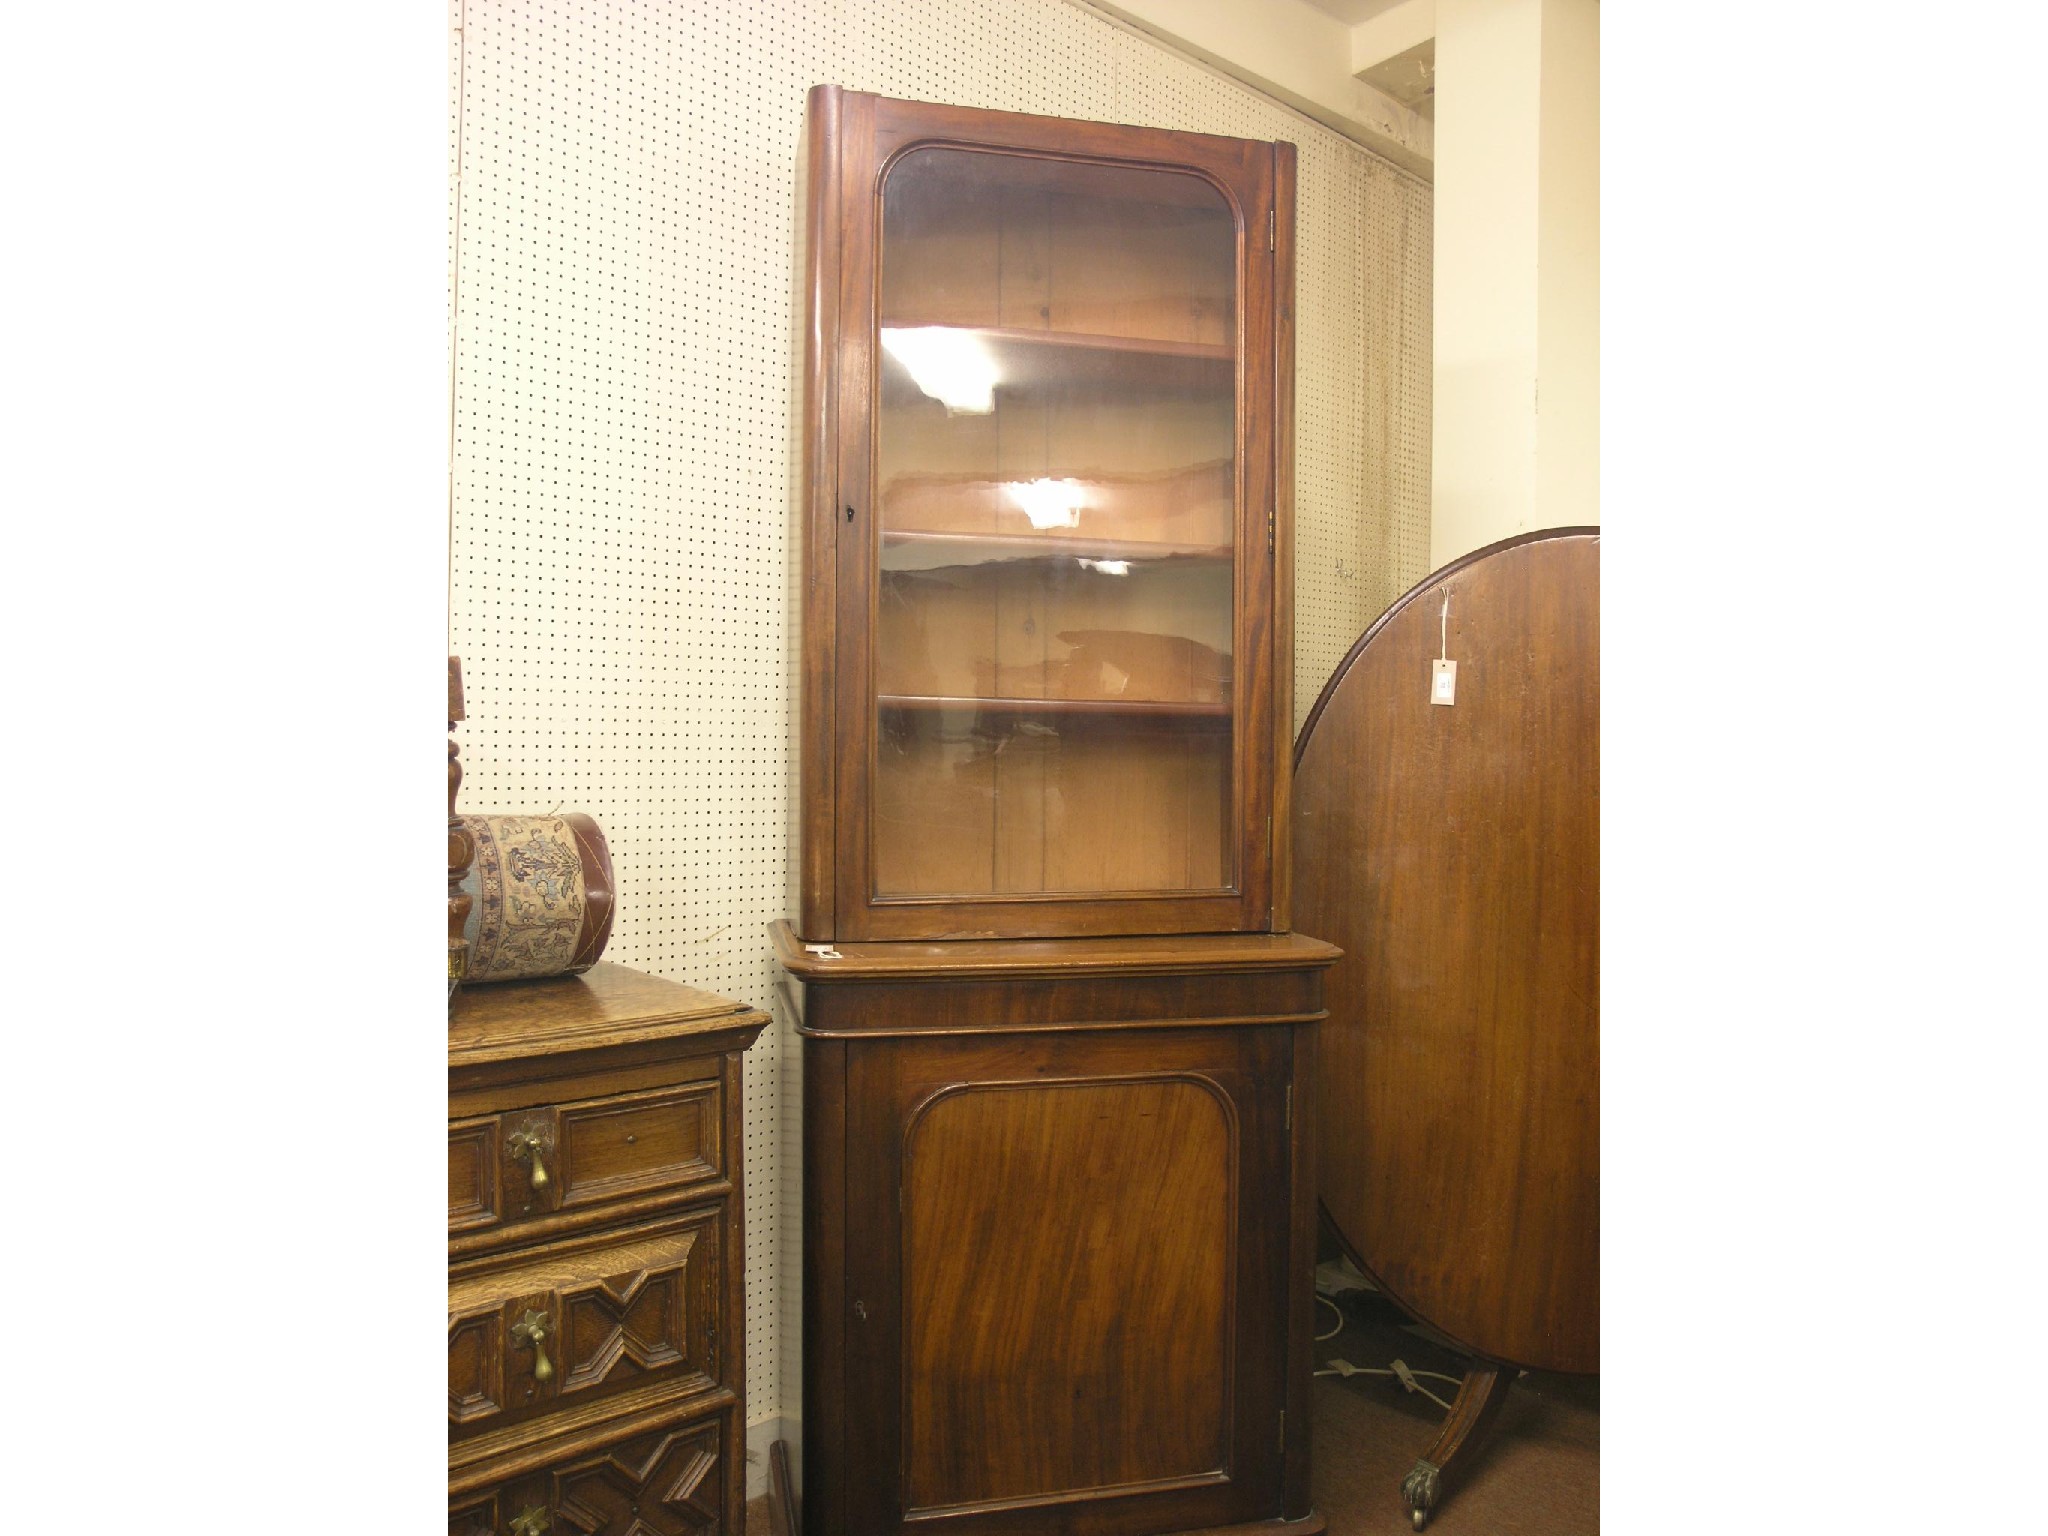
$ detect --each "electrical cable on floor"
[1314,1295,1465,1413]
[1316,1356,1462,1413]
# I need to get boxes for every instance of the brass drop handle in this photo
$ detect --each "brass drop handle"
[512,1308,554,1385]
[505,1122,553,1193]
[509,1508,550,1536]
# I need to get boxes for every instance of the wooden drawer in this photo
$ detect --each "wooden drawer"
[450,1076,725,1241]
[450,1407,731,1536]
[448,1208,725,1441]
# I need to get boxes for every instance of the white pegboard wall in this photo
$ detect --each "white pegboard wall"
[449,0,1432,1451]
[1295,140,1434,731]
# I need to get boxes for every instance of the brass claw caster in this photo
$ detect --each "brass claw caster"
[1402,1458,1440,1531]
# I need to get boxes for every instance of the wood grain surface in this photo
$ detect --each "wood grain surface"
[450,962,759,1066]
[1294,528,1599,1375]
[773,917,1335,982]
[901,1075,1234,1508]
[822,1023,1302,1536]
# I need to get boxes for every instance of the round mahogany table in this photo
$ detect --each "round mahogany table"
[1293,527,1599,1527]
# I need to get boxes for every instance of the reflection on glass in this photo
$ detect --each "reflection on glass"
[879,327,998,414]
[1006,477,1084,529]
[873,148,1238,900]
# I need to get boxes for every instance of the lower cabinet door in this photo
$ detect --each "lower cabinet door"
[450,1410,731,1535]
[841,1025,1293,1536]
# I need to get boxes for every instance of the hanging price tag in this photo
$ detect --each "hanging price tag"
[1431,658,1457,706]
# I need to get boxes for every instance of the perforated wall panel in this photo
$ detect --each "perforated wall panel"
[449,0,1431,1469]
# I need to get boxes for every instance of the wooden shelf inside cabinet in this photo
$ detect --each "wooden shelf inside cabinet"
[878,693,1230,719]
[879,460,1237,552]
[880,321,1234,363]
[880,323,1233,399]
[880,529,1233,566]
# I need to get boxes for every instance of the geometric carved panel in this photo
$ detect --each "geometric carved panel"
[449,1216,721,1439]
[560,1235,699,1397]
[552,1420,725,1535]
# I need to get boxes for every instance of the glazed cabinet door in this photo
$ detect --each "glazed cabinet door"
[837,1026,1293,1536]
[800,87,1294,941]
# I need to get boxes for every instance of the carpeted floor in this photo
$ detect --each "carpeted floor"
[1312,1286,1598,1534]
[753,1286,1598,1535]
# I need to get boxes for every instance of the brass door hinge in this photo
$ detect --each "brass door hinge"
[1268,207,1276,252]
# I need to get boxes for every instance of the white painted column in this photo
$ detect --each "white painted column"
[1431,0,1598,568]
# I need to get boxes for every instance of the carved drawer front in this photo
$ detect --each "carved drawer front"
[555,1081,723,1211]
[459,1079,725,1237]
[450,1414,729,1535]
[450,1118,501,1232]
[449,1210,724,1438]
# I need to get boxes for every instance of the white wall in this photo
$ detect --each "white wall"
[1431,0,1597,565]
[1534,0,1599,535]
[1078,0,1434,174]
[448,0,1431,1494]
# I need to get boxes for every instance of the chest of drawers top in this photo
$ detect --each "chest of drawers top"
[449,963,769,1260]
[451,963,768,1097]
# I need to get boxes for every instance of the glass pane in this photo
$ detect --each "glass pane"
[872,148,1238,900]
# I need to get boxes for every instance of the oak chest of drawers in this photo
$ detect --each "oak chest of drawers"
[450,963,767,1536]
